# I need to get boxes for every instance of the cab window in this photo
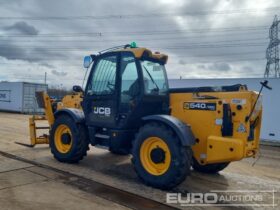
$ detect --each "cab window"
[87,55,117,95]
[120,55,139,103]
[141,60,168,95]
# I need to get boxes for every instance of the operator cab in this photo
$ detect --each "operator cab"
[81,43,170,151]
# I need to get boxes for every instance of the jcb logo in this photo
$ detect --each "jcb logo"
[93,107,111,116]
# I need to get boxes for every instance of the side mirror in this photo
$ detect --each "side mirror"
[73,85,83,93]
[83,54,96,68]
[83,56,92,68]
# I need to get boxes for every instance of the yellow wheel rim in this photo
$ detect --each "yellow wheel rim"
[54,124,72,153]
[140,137,171,176]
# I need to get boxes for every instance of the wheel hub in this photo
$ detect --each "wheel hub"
[54,124,73,154]
[61,133,71,144]
[140,137,171,175]
[150,147,166,164]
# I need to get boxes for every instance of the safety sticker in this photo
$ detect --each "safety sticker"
[231,99,246,105]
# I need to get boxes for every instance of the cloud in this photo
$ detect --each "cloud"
[40,63,55,68]
[242,66,253,71]
[0,43,26,60]
[0,21,60,62]
[4,21,39,35]
[178,59,187,65]
[197,64,207,70]
[0,43,66,63]
[0,0,272,87]
[52,70,68,77]
[208,63,232,71]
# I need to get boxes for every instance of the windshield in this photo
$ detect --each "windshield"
[141,60,168,95]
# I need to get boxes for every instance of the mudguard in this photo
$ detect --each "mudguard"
[142,115,195,146]
[54,108,85,123]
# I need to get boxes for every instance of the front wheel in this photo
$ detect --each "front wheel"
[192,158,230,174]
[49,115,89,163]
[132,122,192,190]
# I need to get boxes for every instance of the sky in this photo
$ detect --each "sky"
[0,0,278,88]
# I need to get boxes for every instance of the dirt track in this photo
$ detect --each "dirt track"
[0,112,279,209]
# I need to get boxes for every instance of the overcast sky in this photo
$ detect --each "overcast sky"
[0,0,278,88]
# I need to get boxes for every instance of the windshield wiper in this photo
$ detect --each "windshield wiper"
[143,65,159,91]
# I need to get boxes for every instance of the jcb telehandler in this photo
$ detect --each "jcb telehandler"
[29,43,269,189]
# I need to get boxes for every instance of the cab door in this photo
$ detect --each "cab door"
[117,52,142,129]
[83,53,119,128]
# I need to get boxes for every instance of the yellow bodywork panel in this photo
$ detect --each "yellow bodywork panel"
[170,90,262,165]
[206,136,244,163]
[57,93,83,110]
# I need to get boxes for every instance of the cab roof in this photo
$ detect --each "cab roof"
[116,47,168,64]
[96,44,168,64]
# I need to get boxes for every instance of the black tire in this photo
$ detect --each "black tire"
[49,115,89,163]
[192,158,230,174]
[132,122,192,190]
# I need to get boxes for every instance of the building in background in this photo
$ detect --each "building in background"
[169,78,279,142]
[0,82,48,114]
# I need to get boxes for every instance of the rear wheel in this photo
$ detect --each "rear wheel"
[132,122,192,190]
[192,158,230,174]
[50,115,89,163]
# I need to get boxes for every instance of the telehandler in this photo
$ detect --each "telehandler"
[28,43,269,189]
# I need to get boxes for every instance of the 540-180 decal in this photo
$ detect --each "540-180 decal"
[183,102,217,111]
